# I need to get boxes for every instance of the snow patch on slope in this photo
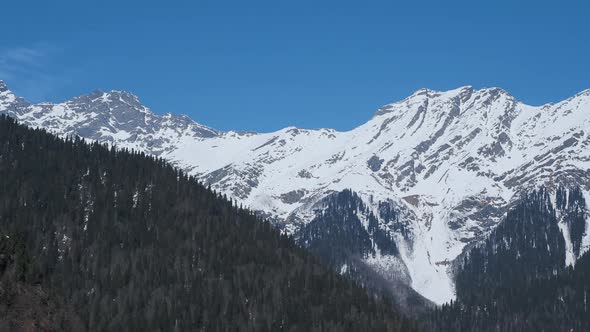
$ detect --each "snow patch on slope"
[580,191,590,256]
[3,82,590,304]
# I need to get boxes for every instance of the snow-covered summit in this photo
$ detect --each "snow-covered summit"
[1,85,219,155]
[2,82,590,305]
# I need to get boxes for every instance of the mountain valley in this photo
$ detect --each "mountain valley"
[2,80,590,307]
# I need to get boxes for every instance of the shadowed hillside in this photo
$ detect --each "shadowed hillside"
[0,115,418,331]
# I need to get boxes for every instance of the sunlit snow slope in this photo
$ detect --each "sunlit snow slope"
[2,80,590,304]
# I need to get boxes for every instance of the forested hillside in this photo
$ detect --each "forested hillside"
[296,190,432,314]
[427,189,590,331]
[4,112,590,332]
[0,233,85,331]
[297,190,399,267]
[0,115,418,331]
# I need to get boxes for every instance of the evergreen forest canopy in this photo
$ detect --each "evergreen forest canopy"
[427,188,590,331]
[296,190,432,314]
[1,113,590,332]
[294,186,590,331]
[0,115,417,331]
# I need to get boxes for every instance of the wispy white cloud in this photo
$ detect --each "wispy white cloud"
[0,47,46,67]
[0,42,72,102]
[0,43,51,78]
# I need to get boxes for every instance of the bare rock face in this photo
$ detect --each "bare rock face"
[367,155,384,171]
[280,189,307,204]
[2,79,590,305]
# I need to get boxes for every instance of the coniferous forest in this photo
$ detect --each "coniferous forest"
[2,113,590,332]
[294,185,590,331]
[296,190,432,314]
[427,189,590,331]
[0,115,418,331]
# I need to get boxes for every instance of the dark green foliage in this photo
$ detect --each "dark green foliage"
[0,115,417,331]
[429,250,590,332]
[297,190,398,268]
[0,233,34,282]
[294,190,432,315]
[428,188,590,331]
[455,188,566,302]
[378,201,410,239]
[0,233,85,331]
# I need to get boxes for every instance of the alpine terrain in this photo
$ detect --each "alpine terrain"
[2,80,590,306]
[0,115,418,331]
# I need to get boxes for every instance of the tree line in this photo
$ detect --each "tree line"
[0,115,418,331]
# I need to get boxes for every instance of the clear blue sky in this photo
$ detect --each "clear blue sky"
[1,0,588,132]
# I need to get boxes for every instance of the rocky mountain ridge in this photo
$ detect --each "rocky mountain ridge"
[2,80,590,304]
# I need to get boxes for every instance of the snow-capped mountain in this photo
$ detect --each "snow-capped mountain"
[2,79,590,304]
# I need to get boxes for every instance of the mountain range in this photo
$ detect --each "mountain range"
[2,79,590,305]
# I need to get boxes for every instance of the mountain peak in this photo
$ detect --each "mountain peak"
[0,80,19,108]
[402,86,517,104]
[73,89,145,112]
[477,86,512,97]
[374,86,475,117]
[107,89,139,98]
[88,89,105,98]
[2,82,590,305]
[0,80,8,93]
[409,86,474,99]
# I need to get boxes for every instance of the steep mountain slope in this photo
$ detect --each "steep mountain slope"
[2,80,590,304]
[295,190,433,314]
[428,188,590,331]
[0,115,418,331]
